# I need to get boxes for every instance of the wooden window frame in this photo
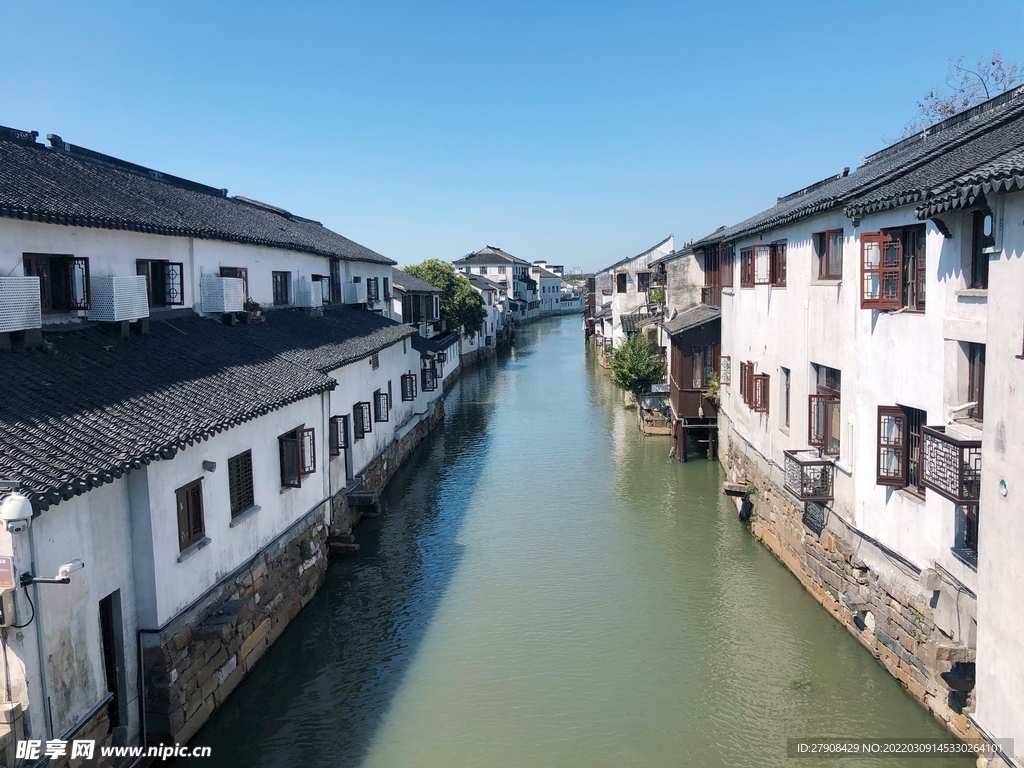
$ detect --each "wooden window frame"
[970,209,993,290]
[815,230,844,280]
[720,244,734,288]
[329,415,348,456]
[227,450,255,517]
[279,425,313,487]
[300,427,316,476]
[752,373,770,413]
[616,273,627,294]
[637,271,652,293]
[374,389,390,422]
[272,271,290,306]
[367,277,380,302]
[770,242,787,287]
[720,356,731,385]
[753,244,771,285]
[739,247,754,288]
[138,259,186,307]
[175,479,205,551]
[422,361,437,392]
[781,367,791,427]
[739,361,755,406]
[353,402,372,440]
[23,253,92,312]
[876,406,907,487]
[401,372,418,401]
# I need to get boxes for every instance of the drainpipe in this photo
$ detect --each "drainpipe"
[26,524,52,740]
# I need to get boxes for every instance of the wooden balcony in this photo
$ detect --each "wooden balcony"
[922,425,981,503]
[784,450,835,502]
[671,389,718,421]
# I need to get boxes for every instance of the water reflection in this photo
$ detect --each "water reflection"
[184,316,971,768]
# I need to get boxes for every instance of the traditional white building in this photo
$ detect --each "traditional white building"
[593,235,674,349]
[389,268,444,338]
[0,124,448,757]
[700,88,1024,759]
[453,246,539,321]
[530,263,562,313]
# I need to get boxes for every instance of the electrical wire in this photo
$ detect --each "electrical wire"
[9,589,34,629]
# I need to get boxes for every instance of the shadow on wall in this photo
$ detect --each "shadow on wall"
[179,357,503,768]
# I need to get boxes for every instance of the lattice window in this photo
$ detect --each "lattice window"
[329,415,348,456]
[752,373,770,413]
[770,242,787,287]
[740,247,753,287]
[353,402,372,440]
[754,244,771,285]
[374,389,390,422]
[401,372,417,401]
[228,451,254,517]
[720,356,731,385]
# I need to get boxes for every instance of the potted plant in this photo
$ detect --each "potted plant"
[243,297,262,317]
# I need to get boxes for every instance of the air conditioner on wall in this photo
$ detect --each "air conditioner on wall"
[0,276,42,333]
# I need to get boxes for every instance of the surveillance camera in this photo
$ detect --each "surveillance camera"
[56,560,85,580]
[1,492,32,534]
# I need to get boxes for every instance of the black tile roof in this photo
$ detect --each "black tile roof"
[453,246,530,266]
[466,274,504,292]
[663,305,721,336]
[392,268,442,294]
[0,127,395,265]
[692,86,1024,248]
[0,307,414,512]
[598,235,674,274]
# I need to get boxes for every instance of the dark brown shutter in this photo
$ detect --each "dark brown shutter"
[808,394,830,447]
[279,433,302,487]
[879,238,903,310]
[877,406,907,486]
[300,427,316,475]
[752,374,770,413]
[860,232,884,309]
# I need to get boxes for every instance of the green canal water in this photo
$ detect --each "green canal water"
[185,314,970,767]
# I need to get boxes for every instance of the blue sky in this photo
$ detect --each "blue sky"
[2,1,1023,272]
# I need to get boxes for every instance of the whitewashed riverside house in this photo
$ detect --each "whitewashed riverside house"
[530,263,562,314]
[389,268,443,338]
[454,246,539,322]
[462,274,508,360]
[592,235,674,350]
[0,125,449,757]
[698,88,1024,759]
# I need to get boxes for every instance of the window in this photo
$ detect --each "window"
[739,361,753,404]
[330,259,342,304]
[721,244,734,288]
[175,480,205,551]
[219,266,249,299]
[740,247,754,287]
[479,266,488,274]
[967,343,985,420]
[388,379,393,409]
[754,244,771,285]
[329,415,348,457]
[227,451,254,517]
[498,266,506,274]
[752,373,770,413]
[877,405,926,495]
[422,361,437,392]
[383,277,391,301]
[637,272,651,292]
[770,242,787,287]
[353,402,372,440]
[781,368,791,428]
[23,253,90,312]
[720,356,731,385]
[272,271,290,306]
[616,273,627,293]
[954,505,979,565]
[401,372,418,401]
[374,389,389,422]
[370,353,379,370]
[353,276,361,283]
[691,345,715,388]
[278,425,315,487]
[138,260,186,307]
[809,365,841,455]
[367,277,380,302]
[814,230,843,280]
[970,209,992,289]
[860,226,925,311]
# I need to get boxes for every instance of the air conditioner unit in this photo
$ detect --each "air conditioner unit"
[295,278,323,308]
[343,281,367,305]
[89,275,149,322]
[201,275,245,313]
[0,277,42,333]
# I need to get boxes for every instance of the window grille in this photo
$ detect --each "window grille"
[752,373,770,413]
[228,451,254,516]
[329,415,348,456]
[374,389,390,422]
[353,402,372,439]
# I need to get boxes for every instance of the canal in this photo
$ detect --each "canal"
[185,314,971,767]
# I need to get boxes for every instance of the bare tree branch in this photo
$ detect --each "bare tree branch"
[902,52,1020,138]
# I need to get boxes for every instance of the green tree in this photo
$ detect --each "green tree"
[403,259,486,336]
[609,332,666,399]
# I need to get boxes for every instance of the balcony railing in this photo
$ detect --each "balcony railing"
[701,285,722,307]
[784,450,835,502]
[922,425,981,503]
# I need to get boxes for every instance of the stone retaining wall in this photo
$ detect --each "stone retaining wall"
[722,423,979,743]
[141,507,329,746]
